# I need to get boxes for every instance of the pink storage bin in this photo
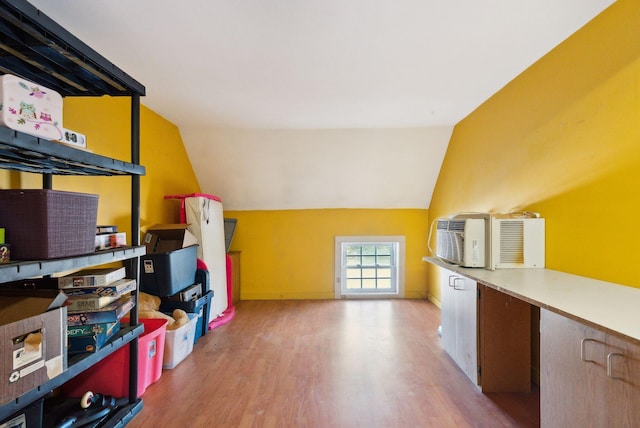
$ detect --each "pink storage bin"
[63,318,168,398]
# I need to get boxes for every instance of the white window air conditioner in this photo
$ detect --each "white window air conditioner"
[435,213,545,270]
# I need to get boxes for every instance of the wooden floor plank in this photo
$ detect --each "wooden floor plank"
[127,299,539,427]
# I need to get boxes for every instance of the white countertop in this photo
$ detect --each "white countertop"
[424,256,640,343]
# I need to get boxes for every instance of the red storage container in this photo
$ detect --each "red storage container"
[63,318,168,398]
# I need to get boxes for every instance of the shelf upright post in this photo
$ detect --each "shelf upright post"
[42,173,52,190]
[42,172,52,278]
[131,93,141,248]
[128,93,141,404]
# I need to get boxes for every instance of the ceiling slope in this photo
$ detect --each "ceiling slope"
[27,0,615,209]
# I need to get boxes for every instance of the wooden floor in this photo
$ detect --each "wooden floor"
[127,299,539,427]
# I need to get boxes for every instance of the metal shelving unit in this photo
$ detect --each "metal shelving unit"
[0,127,145,176]
[0,246,146,284]
[0,0,147,425]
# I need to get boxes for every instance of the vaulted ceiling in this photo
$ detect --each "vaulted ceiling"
[28,0,615,210]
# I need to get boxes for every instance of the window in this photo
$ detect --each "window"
[335,236,405,299]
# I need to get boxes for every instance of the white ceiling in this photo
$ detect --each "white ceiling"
[27,0,614,210]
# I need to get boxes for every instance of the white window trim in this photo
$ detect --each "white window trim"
[335,235,406,299]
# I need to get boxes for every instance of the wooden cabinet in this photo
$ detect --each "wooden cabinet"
[229,251,241,305]
[428,256,640,423]
[478,285,531,392]
[602,334,640,427]
[541,309,640,427]
[440,267,479,385]
[440,267,531,392]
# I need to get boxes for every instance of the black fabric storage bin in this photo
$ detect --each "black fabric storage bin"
[140,245,198,296]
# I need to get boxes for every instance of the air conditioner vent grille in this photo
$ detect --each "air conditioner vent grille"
[499,221,524,263]
[436,229,462,262]
[448,220,466,232]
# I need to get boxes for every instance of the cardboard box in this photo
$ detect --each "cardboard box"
[95,232,127,251]
[142,224,197,254]
[0,291,67,404]
[67,295,134,326]
[67,320,120,354]
[0,74,63,141]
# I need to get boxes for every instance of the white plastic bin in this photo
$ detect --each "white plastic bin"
[162,313,197,369]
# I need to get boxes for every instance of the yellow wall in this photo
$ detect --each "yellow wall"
[0,96,200,241]
[225,209,430,300]
[428,0,640,302]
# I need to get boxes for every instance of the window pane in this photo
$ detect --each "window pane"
[377,268,391,278]
[376,255,391,266]
[345,246,361,256]
[362,279,377,289]
[346,268,361,279]
[378,247,391,256]
[362,255,376,266]
[376,278,392,289]
[361,245,376,255]
[346,278,362,289]
[362,268,376,278]
[346,255,361,267]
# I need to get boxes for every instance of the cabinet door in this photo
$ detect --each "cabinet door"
[479,285,531,392]
[603,334,640,427]
[455,275,478,384]
[439,268,457,360]
[540,309,606,427]
[439,268,478,385]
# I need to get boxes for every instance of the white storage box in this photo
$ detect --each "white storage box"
[162,313,197,369]
[0,74,63,140]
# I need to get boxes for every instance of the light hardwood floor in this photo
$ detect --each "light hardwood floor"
[127,299,539,427]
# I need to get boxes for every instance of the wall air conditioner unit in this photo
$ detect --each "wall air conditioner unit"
[433,212,545,270]
[489,216,545,270]
[435,215,487,268]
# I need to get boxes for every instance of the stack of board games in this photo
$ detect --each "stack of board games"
[95,225,127,251]
[58,266,136,354]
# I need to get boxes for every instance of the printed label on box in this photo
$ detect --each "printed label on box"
[143,259,155,274]
[12,330,43,371]
[19,360,44,378]
[0,413,26,428]
[148,339,156,359]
